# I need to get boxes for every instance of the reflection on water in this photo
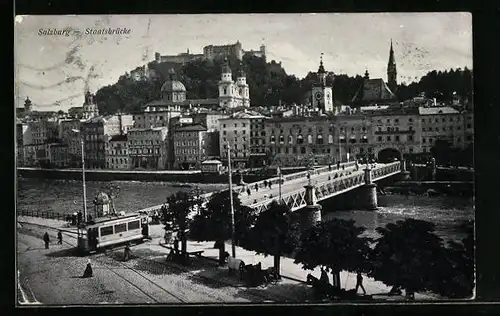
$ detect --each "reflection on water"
[323,194,474,244]
[16,178,227,215]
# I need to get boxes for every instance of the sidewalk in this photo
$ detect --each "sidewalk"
[147,225,438,301]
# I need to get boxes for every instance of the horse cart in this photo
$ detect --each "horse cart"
[224,252,281,287]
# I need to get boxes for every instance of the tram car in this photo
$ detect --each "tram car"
[77,212,150,254]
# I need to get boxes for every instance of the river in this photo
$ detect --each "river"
[16,178,474,244]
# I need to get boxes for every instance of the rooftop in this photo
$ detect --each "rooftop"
[109,134,128,142]
[174,123,207,132]
[351,78,397,105]
[418,106,460,115]
[220,110,267,120]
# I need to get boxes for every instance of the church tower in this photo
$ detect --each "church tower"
[219,57,236,108]
[311,53,333,114]
[236,63,250,108]
[24,97,32,113]
[387,39,398,94]
[83,90,99,119]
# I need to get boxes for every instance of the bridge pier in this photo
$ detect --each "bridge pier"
[362,168,378,211]
[298,183,322,230]
[400,160,411,181]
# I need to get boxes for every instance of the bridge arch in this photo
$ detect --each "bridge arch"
[377,148,402,163]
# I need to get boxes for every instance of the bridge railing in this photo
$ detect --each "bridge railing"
[248,161,402,213]
[136,161,361,215]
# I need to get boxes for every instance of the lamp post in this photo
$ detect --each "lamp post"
[226,144,236,258]
[72,129,88,224]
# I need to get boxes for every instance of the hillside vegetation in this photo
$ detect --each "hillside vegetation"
[94,55,473,115]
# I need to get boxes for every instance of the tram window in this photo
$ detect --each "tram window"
[115,223,127,233]
[128,220,140,230]
[100,226,114,236]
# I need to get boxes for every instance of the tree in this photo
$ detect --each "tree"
[243,201,300,274]
[294,219,372,290]
[161,191,197,263]
[369,219,446,298]
[189,190,257,265]
[431,220,474,298]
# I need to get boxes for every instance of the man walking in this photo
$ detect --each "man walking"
[123,244,131,262]
[57,230,63,245]
[43,232,50,249]
[355,272,366,295]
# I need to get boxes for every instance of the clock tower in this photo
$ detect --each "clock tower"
[311,54,333,114]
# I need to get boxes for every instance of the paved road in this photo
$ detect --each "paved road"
[238,163,375,206]
[16,222,309,305]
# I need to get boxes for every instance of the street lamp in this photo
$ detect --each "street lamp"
[72,129,88,224]
[226,143,236,258]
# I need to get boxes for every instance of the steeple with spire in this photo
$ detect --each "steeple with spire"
[387,39,398,94]
[317,53,327,86]
[311,53,334,114]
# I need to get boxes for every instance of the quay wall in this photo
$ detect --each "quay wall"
[16,167,307,184]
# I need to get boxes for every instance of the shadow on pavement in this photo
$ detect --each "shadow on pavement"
[45,247,80,258]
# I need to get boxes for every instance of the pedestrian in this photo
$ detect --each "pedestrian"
[328,176,331,181]
[328,164,332,172]
[43,232,50,249]
[254,183,258,192]
[83,259,93,278]
[247,188,251,196]
[123,244,131,262]
[320,267,329,285]
[173,237,179,254]
[263,180,268,188]
[57,230,63,245]
[269,182,272,189]
[355,272,366,295]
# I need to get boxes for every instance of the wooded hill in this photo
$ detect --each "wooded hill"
[94,54,473,115]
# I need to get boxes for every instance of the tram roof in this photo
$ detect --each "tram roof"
[87,213,142,225]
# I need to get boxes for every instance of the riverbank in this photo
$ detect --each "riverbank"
[16,167,307,183]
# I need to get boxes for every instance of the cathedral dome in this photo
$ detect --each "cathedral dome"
[161,69,186,93]
[161,80,186,93]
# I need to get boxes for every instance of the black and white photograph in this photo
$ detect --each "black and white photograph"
[15,13,474,305]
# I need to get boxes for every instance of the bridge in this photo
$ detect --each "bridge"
[138,160,405,215]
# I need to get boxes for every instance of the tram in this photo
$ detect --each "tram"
[77,212,150,254]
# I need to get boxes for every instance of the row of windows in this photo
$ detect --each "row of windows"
[176,132,201,138]
[176,148,205,155]
[421,116,463,123]
[222,144,248,151]
[100,220,141,236]
[108,158,128,164]
[377,126,413,132]
[222,130,247,135]
[222,123,247,128]
[376,135,415,142]
[127,140,162,145]
[107,149,127,155]
[175,140,204,147]
[422,125,465,132]
[129,148,161,155]
[222,137,247,143]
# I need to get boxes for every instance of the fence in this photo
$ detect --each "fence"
[17,209,68,221]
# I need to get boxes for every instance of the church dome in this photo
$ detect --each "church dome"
[161,80,186,93]
[94,192,110,204]
[161,69,186,93]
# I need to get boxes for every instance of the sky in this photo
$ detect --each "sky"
[14,13,472,112]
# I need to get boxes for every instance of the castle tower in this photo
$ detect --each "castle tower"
[311,53,334,114]
[387,39,398,95]
[364,69,370,80]
[219,58,236,108]
[24,97,32,113]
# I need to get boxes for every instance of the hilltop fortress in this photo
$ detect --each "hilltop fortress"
[155,40,266,64]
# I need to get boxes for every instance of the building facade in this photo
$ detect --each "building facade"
[105,134,129,169]
[172,124,208,170]
[128,127,169,170]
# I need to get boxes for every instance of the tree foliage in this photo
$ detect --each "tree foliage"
[189,190,257,245]
[369,219,446,294]
[243,201,300,271]
[94,53,473,115]
[430,220,474,298]
[294,219,372,289]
